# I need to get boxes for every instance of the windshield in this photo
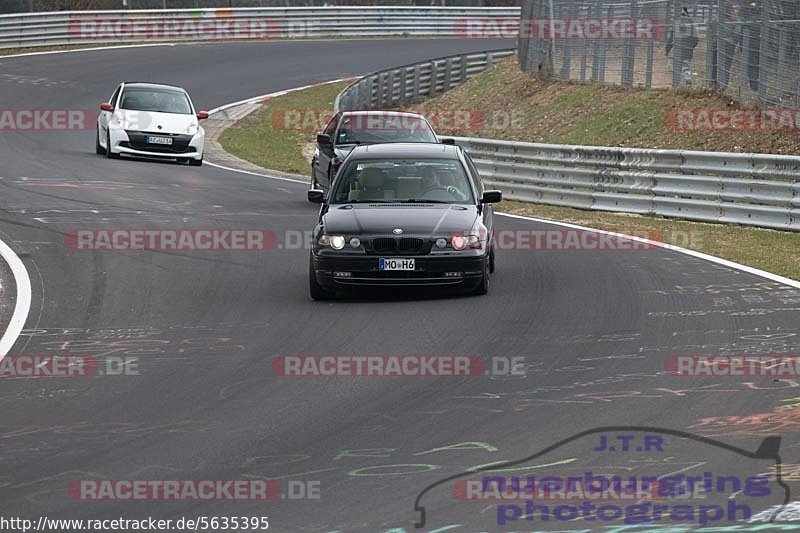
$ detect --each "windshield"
[330,158,474,204]
[119,88,193,115]
[335,114,438,145]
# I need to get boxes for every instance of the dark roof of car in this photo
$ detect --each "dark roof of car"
[346,143,461,160]
[341,110,426,119]
[123,82,187,92]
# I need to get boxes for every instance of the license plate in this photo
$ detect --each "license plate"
[379,258,415,271]
[146,136,173,145]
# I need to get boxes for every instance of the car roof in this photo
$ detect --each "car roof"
[346,143,461,160]
[341,110,427,119]
[122,82,187,93]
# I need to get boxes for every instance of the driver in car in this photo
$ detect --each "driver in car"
[420,166,465,199]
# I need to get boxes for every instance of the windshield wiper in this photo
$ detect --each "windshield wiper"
[401,199,452,204]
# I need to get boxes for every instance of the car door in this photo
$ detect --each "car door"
[313,113,339,190]
[99,84,122,139]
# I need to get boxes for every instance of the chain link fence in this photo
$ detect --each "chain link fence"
[1,0,518,14]
[519,0,800,107]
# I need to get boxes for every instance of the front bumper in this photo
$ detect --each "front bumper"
[312,253,486,290]
[109,129,204,160]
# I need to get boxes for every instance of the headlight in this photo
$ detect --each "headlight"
[319,235,346,250]
[185,124,199,136]
[451,234,481,251]
[330,236,346,250]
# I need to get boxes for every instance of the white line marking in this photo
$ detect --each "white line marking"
[207,77,357,115]
[205,161,307,185]
[0,238,32,359]
[497,212,800,288]
[0,43,177,60]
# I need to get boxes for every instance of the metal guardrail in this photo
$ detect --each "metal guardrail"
[453,137,800,231]
[0,6,520,49]
[335,48,517,112]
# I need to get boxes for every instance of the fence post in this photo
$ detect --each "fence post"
[621,0,637,87]
[518,0,533,70]
[705,14,717,88]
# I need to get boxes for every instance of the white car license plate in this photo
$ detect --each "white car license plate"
[146,136,173,145]
[379,258,415,271]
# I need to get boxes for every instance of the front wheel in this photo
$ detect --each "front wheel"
[106,131,119,159]
[473,256,490,295]
[189,156,203,167]
[95,128,104,155]
[309,254,334,301]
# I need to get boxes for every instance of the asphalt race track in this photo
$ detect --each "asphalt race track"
[1,38,800,532]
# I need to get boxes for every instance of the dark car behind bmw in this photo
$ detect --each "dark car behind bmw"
[310,110,446,194]
[307,143,501,300]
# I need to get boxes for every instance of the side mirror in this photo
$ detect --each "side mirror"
[440,138,456,145]
[100,103,114,112]
[482,190,502,204]
[317,134,332,146]
[197,111,209,120]
[308,189,325,204]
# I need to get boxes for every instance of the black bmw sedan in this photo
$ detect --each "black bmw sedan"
[307,143,502,300]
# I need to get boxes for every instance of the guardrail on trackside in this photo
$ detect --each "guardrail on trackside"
[334,48,517,112]
[454,137,800,232]
[0,6,520,49]
[334,49,799,232]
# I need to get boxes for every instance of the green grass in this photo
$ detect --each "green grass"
[219,81,349,175]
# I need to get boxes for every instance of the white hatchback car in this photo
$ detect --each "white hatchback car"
[96,82,208,166]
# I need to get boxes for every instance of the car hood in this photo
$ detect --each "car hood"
[322,204,479,237]
[118,110,196,134]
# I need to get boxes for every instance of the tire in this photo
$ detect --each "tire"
[489,249,496,274]
[189,157,203,167]
[473,256,490,296]
[309,254,334,301]
[106,131,119,159]
[95,128,104,155]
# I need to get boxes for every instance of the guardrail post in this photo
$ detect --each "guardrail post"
[443,58,453,92]
[369,76,377,110]
[412,64,421,102]
[386,70,396,106]
[398,67,408,106]
[459,54,468,83]
[429,60,438,97]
